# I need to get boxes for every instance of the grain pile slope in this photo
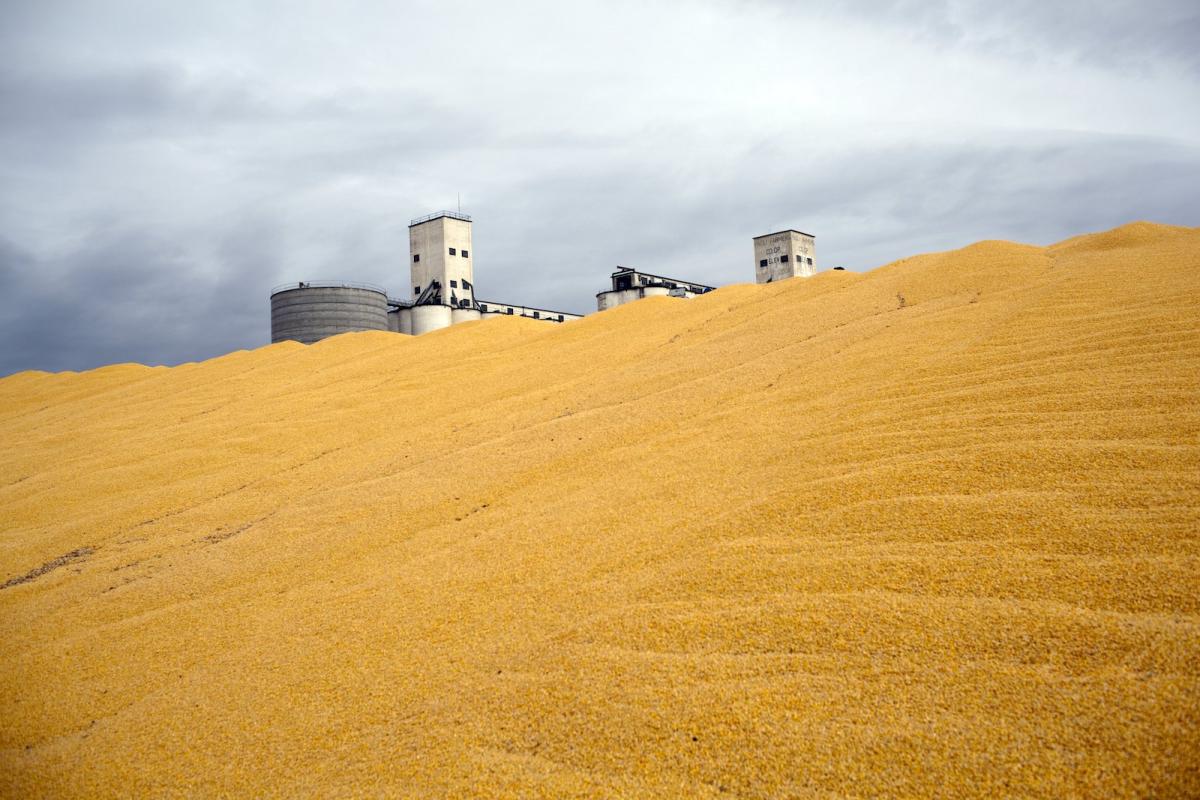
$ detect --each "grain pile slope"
[1,222,1198,798]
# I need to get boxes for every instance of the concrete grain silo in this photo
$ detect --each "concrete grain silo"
[396,306,414,334]
[387,304,415,334]
[450,307,481,325]
[270,283,389,344]
[411,304,453,335]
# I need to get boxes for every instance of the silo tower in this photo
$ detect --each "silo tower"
[408,211,479,334]
[270,282,389,344]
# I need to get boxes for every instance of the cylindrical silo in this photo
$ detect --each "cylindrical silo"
[270,283,389,344]
[387,309,400,332]
[398,307,414,335]
[451,308,482,325]
[411,304,453,335]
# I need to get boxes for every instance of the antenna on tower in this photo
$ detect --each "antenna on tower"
[457,193,461,213]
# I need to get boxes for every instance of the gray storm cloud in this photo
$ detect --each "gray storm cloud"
[1,0,1197,375]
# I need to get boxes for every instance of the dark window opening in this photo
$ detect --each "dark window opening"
[557,314,564,322]
[463,280,472,290]
[413,254,420,263]
[759,259,768,267]
[480,304,488,312]
[807,257,813,265]
[450,280,458,288]
[460,299,470,308]
[780,255,789,263]
[449,247,456,255]
[507,308,513,315]
[533,311,540,319]
[616,275,632,290]
[413,285,420,294]
[461,250,469,258]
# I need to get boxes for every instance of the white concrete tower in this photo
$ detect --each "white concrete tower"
[753,229,816,283]
[408,211,479,333]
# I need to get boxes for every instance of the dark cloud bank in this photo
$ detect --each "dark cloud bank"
[1,0,1197,376]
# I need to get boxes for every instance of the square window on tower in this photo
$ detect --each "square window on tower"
[449,247,456,256]
[413,285,420,294]
[413,254,420,263]
[463,280,472,290]
[780,255,789,263]
[462,250,469,258]
[807,257,813,265]
[759,259,768,267]
[450,280,458,288]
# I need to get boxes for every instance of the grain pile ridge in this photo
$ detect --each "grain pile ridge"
[1,222,1198,798]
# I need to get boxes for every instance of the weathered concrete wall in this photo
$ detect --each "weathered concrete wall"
[597,288,640,311]
[270,286,389,344]
[411,304,453,335]
[754,230,816,283]
[597,285,701,311]
[451,308,482,325]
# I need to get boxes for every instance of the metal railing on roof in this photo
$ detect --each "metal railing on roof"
[409,210,472,226]
[269,280,388,297]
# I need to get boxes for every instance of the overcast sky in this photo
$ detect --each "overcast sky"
[2,0,1198,375]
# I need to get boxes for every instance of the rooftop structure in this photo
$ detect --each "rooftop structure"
[753,229,816,283]
[478,301,584,323]
[596,267,715,312]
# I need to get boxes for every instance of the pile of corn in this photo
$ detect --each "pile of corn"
[1,222,1197,797]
